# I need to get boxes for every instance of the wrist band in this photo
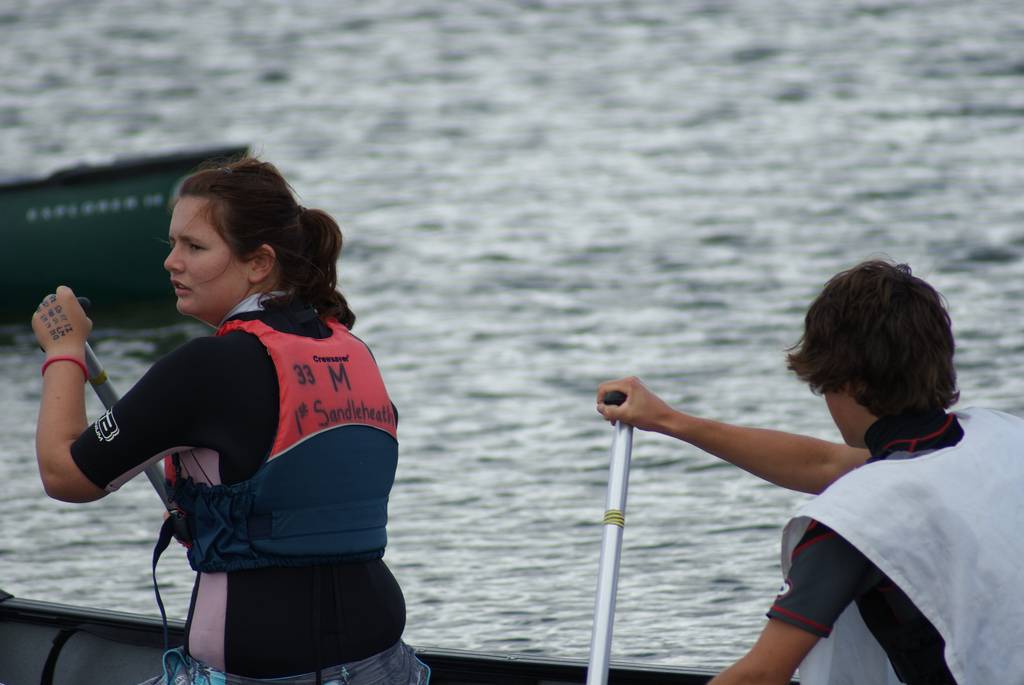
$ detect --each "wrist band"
[41,355,89,381]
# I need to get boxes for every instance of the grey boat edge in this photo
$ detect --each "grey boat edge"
[0,586,782,684]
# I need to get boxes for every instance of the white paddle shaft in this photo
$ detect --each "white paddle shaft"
[586,418,634,685]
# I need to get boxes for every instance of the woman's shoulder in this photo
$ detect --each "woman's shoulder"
[177,327,265,353]
[152,329,270,379]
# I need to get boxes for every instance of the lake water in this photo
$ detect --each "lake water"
[3,0,1024,672]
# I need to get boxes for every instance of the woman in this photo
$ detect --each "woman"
[32,157,428,684]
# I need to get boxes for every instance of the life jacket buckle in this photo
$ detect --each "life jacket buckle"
[168,507,192,548]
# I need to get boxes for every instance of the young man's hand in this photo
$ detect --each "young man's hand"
[596,376,676,434]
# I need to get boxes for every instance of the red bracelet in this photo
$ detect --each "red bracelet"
[41,355,89,381]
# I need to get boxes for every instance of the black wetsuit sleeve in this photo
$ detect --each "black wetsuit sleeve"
[70,332,278,489]
[767,521,876,637]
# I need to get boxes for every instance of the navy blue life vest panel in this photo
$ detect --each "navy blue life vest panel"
[174,425,397,572]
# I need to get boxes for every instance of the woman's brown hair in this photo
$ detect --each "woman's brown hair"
[786,260,958,416]
[175,156,355,328]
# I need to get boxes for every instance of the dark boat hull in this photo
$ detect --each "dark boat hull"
[0,145,248,314]
[0,590,723,684]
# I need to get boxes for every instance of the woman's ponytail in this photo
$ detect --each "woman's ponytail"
[295,209,355,328]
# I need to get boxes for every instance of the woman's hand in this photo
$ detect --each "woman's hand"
[32,286,105,502]
[32,286,92,355]
[596,376,677,434]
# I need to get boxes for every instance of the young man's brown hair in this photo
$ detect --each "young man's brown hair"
[786,259,959,417]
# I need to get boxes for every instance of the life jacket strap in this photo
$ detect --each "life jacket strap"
[152,509,190,653]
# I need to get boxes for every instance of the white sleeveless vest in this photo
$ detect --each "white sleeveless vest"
[780,408,1024,685]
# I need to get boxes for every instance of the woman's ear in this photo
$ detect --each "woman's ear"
[247,244,278,286]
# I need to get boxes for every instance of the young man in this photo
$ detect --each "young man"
[597,260,1024,684]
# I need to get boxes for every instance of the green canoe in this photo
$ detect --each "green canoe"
[1,145,248,315]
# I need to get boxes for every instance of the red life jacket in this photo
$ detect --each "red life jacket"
[221,318,397,454]
[167,318,399,573]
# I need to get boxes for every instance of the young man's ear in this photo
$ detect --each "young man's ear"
[247,244,278,286]
[846,381,871,407]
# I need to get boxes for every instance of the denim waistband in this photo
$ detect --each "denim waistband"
[146,640,429,685]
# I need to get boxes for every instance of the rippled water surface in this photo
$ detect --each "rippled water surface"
[3,0,1024,672]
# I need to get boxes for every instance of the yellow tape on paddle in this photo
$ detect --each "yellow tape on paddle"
[603,509,625,528]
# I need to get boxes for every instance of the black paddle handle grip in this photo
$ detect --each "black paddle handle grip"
[602,391,627,406]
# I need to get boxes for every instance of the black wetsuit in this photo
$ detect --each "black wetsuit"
[768,410,963,685]
[71,302,405,677]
